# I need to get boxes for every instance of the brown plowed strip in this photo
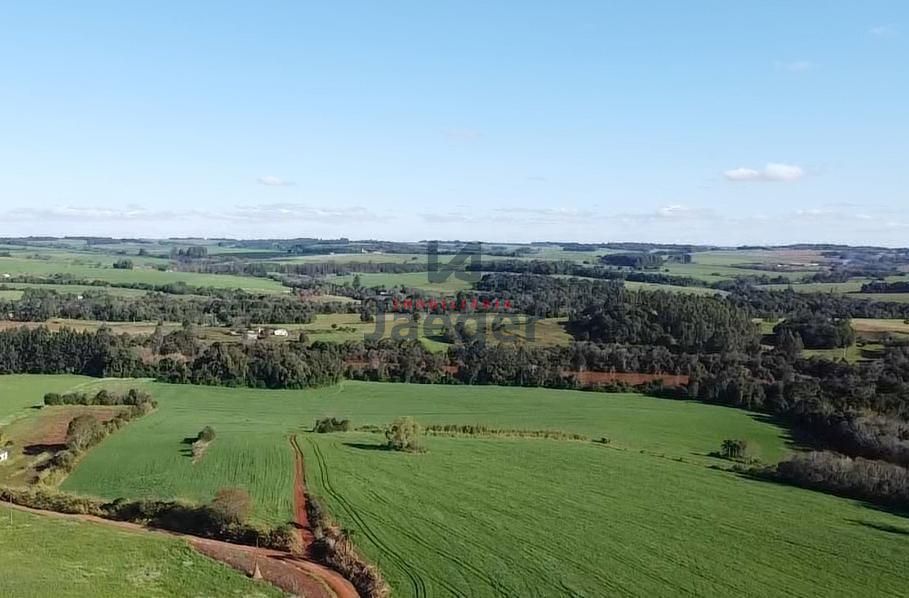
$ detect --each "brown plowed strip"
[290,434,315,550]
[1,502,357,598]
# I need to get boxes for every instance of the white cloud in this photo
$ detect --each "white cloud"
[869,24,897,37]
[723,163,805,182]
[256,176,294,186]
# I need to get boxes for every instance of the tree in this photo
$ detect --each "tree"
[210,487,252,525]
[112,258,134,270]
[385,416,423,452]
[720,439,750,460]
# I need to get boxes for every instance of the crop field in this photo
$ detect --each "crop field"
[3,376,907,595]
[24,376,789,523]
[0,506,281,597]
[0,256,288,293]
[302,432,909,597]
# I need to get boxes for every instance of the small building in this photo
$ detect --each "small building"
[273,328,289,337]
[244,330,259,341]
[0,449,9,462]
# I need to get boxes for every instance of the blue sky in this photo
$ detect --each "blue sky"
[1,1,906,245]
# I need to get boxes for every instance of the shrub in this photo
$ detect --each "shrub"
[66,414,104,451]
[720,439,751,460]
[385,417,423,452]
[43,392,62,405]
[197,426,216,442]
[313,417,352,433]
[210,487,252,525]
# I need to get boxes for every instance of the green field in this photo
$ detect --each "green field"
[6,374,909,596]
[290,313,571,350]
[0,256,288,293]
[47,377,790,522]
[0,506,281,597]
[302,432,909,597]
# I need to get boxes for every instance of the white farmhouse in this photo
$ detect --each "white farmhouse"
[273,328,289,337]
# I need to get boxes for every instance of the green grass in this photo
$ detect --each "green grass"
[9,375,908,596]
[0,256,288,293]
[0,506,282,597]
[0,374,88,424]
[0,289,23,300]
[49,378,791,524]
[302,433,909,597]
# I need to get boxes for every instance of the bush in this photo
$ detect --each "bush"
[720,439,752,460]
[210,487,252,525]
[313,417,352,433]
[197,426,216,442]
[66,414,104,451]
[385,417,423,452]
[768,451,909,508]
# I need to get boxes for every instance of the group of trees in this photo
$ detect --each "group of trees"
[1,288,323,325]
[599,253,664,270]
[773,315,856,349]
[567,288,759,353]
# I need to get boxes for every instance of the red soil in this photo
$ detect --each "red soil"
[566,371,689,387]
[290,435,315,550]
[22,406,127,447]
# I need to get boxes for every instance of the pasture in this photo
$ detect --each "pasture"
[6,375,908,596]
[0,256,288,293]
[303,432,909,597]
[45,376,790,523]
[0,506,281,597]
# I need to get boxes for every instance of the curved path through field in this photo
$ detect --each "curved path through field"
[1,502,357,598]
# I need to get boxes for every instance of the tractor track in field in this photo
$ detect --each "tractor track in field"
[303,435,436,598]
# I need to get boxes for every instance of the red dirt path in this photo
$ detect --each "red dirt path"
[290,435,316,550]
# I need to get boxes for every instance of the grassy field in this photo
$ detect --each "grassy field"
[302,432,909,597]
[42,377,791,522]
[0,506,281,597]
[0,256,288,293]
[7,374,909,596]
[291,313,571,350]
